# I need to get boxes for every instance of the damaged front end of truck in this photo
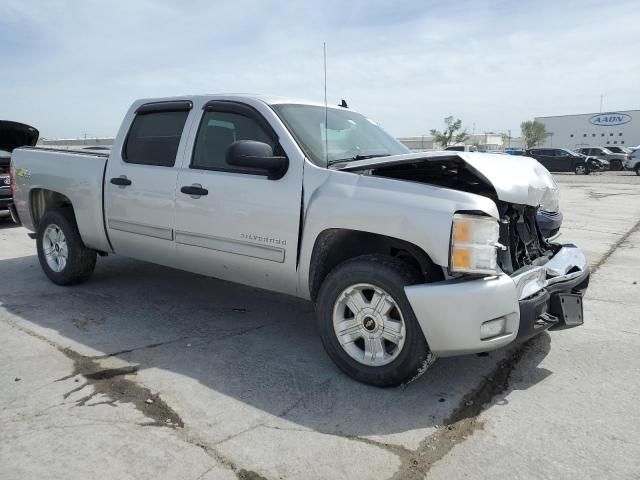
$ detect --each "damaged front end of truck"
[336,151,590,356]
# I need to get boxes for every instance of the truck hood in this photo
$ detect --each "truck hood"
[0,120,39,153]
[336,151,558,208]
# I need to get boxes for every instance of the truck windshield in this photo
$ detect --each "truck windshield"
[272,104,409,167]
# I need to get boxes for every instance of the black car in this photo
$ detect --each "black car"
[526,148,592,174]
[0,120,39,214]
[537,209,563,239]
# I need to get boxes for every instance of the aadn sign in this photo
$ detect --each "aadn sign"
[589,112,632,126]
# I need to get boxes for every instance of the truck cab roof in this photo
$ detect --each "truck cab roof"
[130,94,348,111]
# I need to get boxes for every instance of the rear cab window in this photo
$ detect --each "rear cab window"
[123,102,191,167]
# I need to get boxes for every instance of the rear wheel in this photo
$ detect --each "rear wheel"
[316,254,433,387]
[635,165,640,176]
[575,164,588,175]
[36,209,96,285]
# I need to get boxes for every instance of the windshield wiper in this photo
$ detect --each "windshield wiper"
[327,154,390,167]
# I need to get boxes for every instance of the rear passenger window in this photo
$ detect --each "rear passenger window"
[191,111,275,172]
[124,111,189,167]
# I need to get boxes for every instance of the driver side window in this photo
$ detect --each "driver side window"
[191,111,275,172]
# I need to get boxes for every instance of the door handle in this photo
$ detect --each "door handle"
[181,185,209,197]
[110,176,132,186]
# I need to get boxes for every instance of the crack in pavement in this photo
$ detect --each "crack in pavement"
[190,439,268,480]
[591,218,640,273]
[95,338,191,359]
[56,349,183,428]
[388,341,535,480]
[0,318,185,428]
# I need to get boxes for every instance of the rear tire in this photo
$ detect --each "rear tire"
[610,159,623,171]
[316,254,432,387]
[36,209,96,285]
[635,165,640,176]
[575,164,588,175]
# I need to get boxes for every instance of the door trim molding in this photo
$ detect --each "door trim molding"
[108,218,174,241]
[175,230,285,263]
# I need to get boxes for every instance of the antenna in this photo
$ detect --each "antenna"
[323,42,329,166]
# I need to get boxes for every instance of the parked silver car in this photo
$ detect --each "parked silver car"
[625,148,640,175]
[575,146,627,171]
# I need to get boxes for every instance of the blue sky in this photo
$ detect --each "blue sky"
[1,0,639,139]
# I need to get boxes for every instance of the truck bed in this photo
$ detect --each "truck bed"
[11,147,112,252]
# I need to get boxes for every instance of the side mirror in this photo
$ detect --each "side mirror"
[226,140,289,180]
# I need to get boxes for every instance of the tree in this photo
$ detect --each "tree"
[501,132,511,148]
[430,116,469,148]
[520,120,547,148]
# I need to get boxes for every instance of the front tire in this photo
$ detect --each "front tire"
[575,164,588,175]
[36,209,96,285]
[316,254,432,387]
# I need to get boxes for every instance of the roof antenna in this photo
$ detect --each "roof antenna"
[323,42,329,166]
[339,99,348,108]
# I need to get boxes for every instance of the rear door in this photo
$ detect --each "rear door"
[173,100,304,295]
[104,101,193,266]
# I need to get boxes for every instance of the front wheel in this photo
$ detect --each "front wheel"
[36,209,97,285]
[316,254,432,387]
[575,164,588,175]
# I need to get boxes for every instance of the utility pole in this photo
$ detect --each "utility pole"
[600,95,603,113]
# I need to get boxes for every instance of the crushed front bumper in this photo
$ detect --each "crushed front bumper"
[405,244,589,357]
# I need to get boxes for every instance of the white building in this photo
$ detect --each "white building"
[536,110,640,149]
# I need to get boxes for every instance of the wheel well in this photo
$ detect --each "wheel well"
[308,229,444,301]
[30,189,74,229]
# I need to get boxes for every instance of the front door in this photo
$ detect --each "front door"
[535,150,554,170]
[555,150,572,171]
[174,101,303,295]
[105,101,193,267]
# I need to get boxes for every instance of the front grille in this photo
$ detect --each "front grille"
[497,202,553,274]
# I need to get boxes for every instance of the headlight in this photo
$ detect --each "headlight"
[450,214,500,275]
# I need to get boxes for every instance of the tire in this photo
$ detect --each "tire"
[635,165,640,176]
[610,160,623,171]
[574,164,588,175]
[36,209,96,285]
[316,254,431,387]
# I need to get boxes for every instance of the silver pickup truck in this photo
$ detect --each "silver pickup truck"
[10,95,590,386]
